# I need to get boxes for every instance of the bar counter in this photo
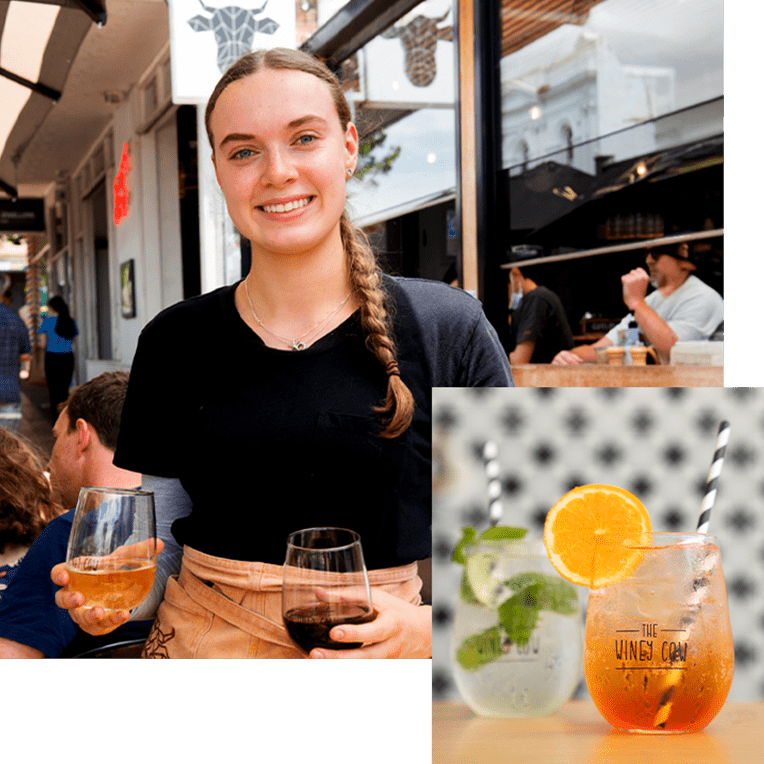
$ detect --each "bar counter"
[510,364,723,387]
[433,700,761,764]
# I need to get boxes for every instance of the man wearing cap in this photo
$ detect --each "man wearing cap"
[552,241,723,365]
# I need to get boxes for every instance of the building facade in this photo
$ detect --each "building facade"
[0,0,723,376]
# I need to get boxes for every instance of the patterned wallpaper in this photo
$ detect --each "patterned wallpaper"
[432,387,764,703]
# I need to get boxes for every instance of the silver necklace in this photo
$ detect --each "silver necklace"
[243,277,352,351]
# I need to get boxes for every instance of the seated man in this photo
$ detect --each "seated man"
[0,370,189,658]
[508,265,574,364]
[552,241,723,365]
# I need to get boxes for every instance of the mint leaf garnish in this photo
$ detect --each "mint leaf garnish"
[536,576,578,616]
[505,573,578,616]
[480,526,528,542]
[498,584,541,646]
[455,573,579,667]
[452,525,527,565]
[455,625,505,671]
[452,526,477,565]
[452,528,578,671]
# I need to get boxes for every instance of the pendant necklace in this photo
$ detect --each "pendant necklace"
[243,277,352,351]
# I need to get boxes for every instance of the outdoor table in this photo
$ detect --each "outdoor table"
[510,364,723,387]
[432,700,761,764]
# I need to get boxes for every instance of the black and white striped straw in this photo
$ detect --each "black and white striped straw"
[483,441,503,527]
[696,420,731,534]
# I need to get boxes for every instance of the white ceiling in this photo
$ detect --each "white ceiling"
[4,0,170,198]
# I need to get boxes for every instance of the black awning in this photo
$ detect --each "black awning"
[0,1,95,199]
[513,133,724,251]
[506,160,596,234]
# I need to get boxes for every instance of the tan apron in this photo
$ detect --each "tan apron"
[141,545,423,658]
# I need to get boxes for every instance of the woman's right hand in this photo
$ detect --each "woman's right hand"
[51,562,132,636]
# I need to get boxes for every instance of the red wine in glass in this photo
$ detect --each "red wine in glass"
[284,602,376,652]
[282,527,374,654]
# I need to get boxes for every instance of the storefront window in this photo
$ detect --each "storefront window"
[500,0,723,251]
[335,0,457,239]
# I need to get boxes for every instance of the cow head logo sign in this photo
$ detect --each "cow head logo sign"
[188,0,279,73]
[381,10,453,88]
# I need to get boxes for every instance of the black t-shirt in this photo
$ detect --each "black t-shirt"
[509,285,574,363]
[114,277,512,569]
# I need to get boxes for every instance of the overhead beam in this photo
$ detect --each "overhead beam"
[11,0,107,26]
[300,0,421,68]
[0,66,61,102]
[0,178,19,201]
[72,0,107,26]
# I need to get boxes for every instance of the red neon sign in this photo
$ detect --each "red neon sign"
[113,142,131,226]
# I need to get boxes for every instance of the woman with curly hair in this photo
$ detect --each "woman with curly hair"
[0,430,63,597]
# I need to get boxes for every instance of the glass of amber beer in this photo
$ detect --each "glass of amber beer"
[584,532,734,733]
[65,487,157,613]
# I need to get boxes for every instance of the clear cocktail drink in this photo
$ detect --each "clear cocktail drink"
[452,537,582,717]
[584,533,734,733]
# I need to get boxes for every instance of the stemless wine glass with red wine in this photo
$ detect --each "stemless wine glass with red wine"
[282,527,376,654]
[65,487,157,612]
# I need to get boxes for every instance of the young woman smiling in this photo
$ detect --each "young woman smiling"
[53,48,513,658]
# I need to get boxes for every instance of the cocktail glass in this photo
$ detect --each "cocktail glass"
[65,487,157,612]
[451,537,583,717]
[584,532,734,733]
[282,527,375,654]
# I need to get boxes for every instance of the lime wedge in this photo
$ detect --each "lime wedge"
[465,552,508,608]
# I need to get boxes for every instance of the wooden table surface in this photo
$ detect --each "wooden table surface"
[432,700,762,764]
[510,364,723,387]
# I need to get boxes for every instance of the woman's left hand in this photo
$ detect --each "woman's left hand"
[309,588,431,659]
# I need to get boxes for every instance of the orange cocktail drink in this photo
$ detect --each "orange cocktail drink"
[584,533,734,733]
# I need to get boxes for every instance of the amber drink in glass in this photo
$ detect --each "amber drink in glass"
[66,487,157,612]
[584,532,734,733]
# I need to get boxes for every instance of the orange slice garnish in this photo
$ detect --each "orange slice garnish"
[543,484,652,588]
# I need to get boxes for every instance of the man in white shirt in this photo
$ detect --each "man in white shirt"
[552,241,723,365]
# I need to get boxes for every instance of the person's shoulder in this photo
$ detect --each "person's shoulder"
[141,283,238,337]
[531,285,565,308]
[387,275,484,316]
[34,510,75,547]
[687,274,723,300]
[10,308,28,329]
[532,284,555,298]
[5,510,74,575]
[48,508,75,528]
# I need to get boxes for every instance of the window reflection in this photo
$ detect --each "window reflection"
[336,0,457,236]
[500,0,723,259]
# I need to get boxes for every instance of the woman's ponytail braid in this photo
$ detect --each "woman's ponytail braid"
[341,214,415,438]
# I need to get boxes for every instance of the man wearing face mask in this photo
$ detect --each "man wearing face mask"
[508,265,574,364]
[552,240,723,365]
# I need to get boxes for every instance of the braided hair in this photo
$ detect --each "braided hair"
[205,48,415,438]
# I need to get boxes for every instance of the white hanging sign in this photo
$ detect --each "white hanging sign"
[168,0,296,104]
[358,0,455,109]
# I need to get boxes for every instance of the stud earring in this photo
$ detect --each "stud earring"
[346,167,353,178]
